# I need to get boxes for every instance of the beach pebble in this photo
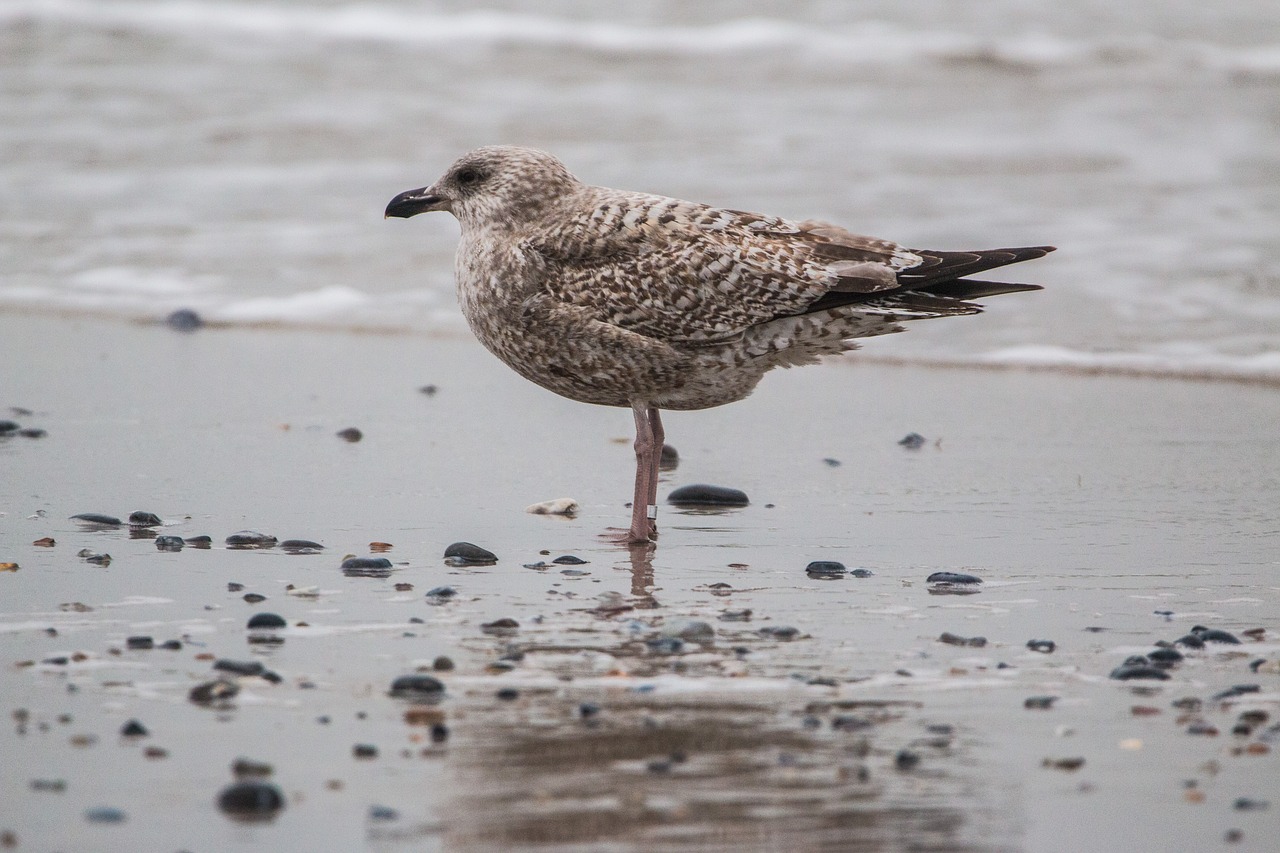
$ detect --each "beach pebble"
[341,556,393,570]
[184,535,213,547]
[432,656,455,671]
[388,674,445,699]
[218,781,285,818]
[425,586,457,600]
[898,432,926,449]
[552,554,588,565]
[126,636,154,650]
[353,743,378,759]
[369,805,399,821]
[1192,626,1241,644]
[1027,640,1056,653]
[241,593,266,603]
[659,443,680,470]
[822,457,841,467]
[33,537,55,547]
[525,498,579,515]
[758,626,800,641]
[154,535,184,551]
[214,659,266,677]
[280,539,324,552]
[30,779,66,792]
[661,620,714,642]
[1025,696,1058,710]
[84,806,127,824]
[444,542,497,566]
[1109,664,1171,681]
[1042,757,1085,771]
[336,427,363,442]
[120,719,148,737]
[246,612,286,630]
[0,419,19,434]
[668,484,749,507]
[419,384,438,396]
[1213,684,1261,701]
[480,618,519,636]
[78,550,111,565]
[939,632,987,647]
[225,531,277,548]
[495,688,520,701]
[70,513,122,527]
[894,749,922,770]
[232,759,274,779]
[805,560,847,577]
[1174,633,1205,649]
[165,308,203,331]
[719,609,752,622]
[927,571,983,586]
[19,427,47,438]
[189,679,239,705]
[646,637,684,654]
[1147,647,1184,664]
[1234,798,1269,811]
[128,511,162,527]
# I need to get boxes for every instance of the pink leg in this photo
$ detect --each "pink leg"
[627,404,661,544]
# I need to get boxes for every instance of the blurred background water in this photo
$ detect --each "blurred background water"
[3,0,1279,379]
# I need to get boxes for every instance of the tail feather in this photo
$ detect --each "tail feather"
[899,246,1055,285]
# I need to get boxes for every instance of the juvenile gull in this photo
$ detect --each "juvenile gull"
[386,146,1053,544]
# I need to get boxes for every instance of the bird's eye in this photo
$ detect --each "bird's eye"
[455,168,483,186]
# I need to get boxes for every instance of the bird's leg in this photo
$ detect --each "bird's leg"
[627,403,659,544]
[646,408,664,537]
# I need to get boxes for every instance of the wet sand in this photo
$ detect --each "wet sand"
[2,311,1278,852]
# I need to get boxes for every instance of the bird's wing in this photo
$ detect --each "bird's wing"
[525,191,922,344]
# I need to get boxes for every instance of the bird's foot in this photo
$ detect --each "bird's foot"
[601,526,657,548]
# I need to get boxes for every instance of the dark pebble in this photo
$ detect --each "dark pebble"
[242,593,267,604]
[432,656,454,671]
[30,779,66,792]
[1213,684,1261,701]
[552,554,588,565]
[1109,665,1171,681]
[1025,696,1058,710]
[280,539,324,553]
[938,632,987,647]
[927,572,983,585]
[523,561,549,569]
[719,609,752,622]
[18,427,47,438]
[822,457,841,467]
[225,531,277,548]
[667,484,749,507]
[1148,648,1184,663]
[659,443,679,470]
[160,640,182,650]
[128,511,162,527]
[646,637,684,654]
[189,679,239,705]
[898,432,926,449]
[232,758,274,778]
[430,723,449,743]
[579,702,601,718]
[1234,798,1270,811]
[1027,640,1056,654]
[340,556,393,570]
[42,656,69,665]
[353,743,378,759]
[1171,697,1202,711]
[805,560,846,577]
[260,670,283,684]
[184,535,213,547]
[495,688,520,701]
[894,749,922,770]
[758,625,800,641]
[1187,721,1219,736]
[336,427,363,442]
[78,550,111,565]
[246,612,287,630]
[425,586,457,599]
[831,715,873,731]
[84,806,127,824]
[165,307,203,330]
[369,805,399,821]
[214,659,266,677]
[849,568,874,577]
[154,535,184,551]
[1192,627,1241,644]
[0,419,19,434]
[218,781,285,818]
[71,513,122,527]
[120,719,148,737]
[388,674,445,699]
[1175,633,1206,649]
[444,541,497,566]
[480,618,519,635]
[126,636,154,650]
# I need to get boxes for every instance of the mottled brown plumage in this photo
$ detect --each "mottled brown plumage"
[387,146,1053,543]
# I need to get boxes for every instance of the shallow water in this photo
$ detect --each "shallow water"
[3,0,1280,381]
[2,315,1278,851]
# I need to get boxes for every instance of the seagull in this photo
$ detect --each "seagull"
[386,146,1053,545]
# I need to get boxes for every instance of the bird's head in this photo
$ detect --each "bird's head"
[385,146,580,230]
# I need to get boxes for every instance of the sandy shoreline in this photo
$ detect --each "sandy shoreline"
[2,312,1278,852]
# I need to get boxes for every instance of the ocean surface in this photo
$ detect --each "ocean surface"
[3,0,1280,381]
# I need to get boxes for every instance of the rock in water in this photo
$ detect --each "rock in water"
[668,484,749,507]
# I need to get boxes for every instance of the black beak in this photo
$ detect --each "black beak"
[385,187,446,218]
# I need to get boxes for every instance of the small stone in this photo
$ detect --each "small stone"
[128,511,162,527]
[661,620,714,642]
[232,758,274,778]
[126,636,154,650]
[552,554,588,565]
[938,632,987,647]
[805,560,847,577]
[369,805,399,821]
[849,568,874,577]
[154,535,184,551]
[225,531,277,548]
[242,593,267,603]
[1175,633,1205,649]
[33,537,56,547]
[70,513,122,527]
[419,384,438,396]
[280,539,324,553]
[14,426,43,438]
[218,781,285,818]
[525,498,579,515]
[1187,721,1219,736]
[1025,696,1058,710]
[1147,647,1184,664]
[184,535,213,547]
[659,443,679,470]
[1109,664,1171,681]
[1234,798,1269,811]
[1212,684,1261,701]
[352,743,378,759]
[388,674,446,699]
[120,719,148,737]
[431,656,454,671]
[822,457,841,467]
[1192,626,1241,644]
[480,618,519,636]
[719,609,752,622]
[646,637,684,654]
[898,432,926,449]
[78,550,111,565]
[667,484,749,507]
[30,778,67,792]
[1027,640,1056,653]
[246,612,287,630]
[165,307,203,330]
[189,679,239,705]
[84,806,127,824]
[1042,757,1085,771]
[444,542,497,566]
[757,625,800,641]
[214,659,266,677]
[927,572,983,586]
[430,723,449,743]
[894,749,921,770]
[0,419,19,434]
[336,427,363,442]
[579,702,601,719]
[341,556,393,570]
[425,586,457,600]
[495,688,520,701]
